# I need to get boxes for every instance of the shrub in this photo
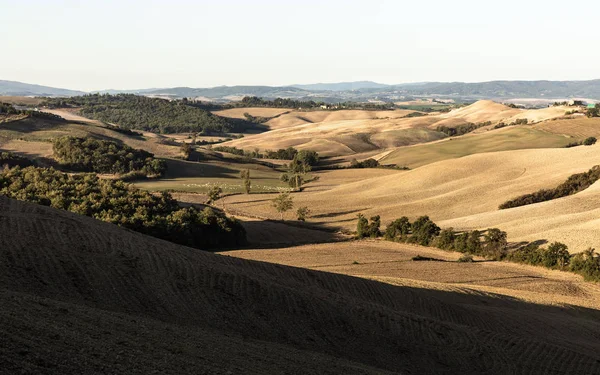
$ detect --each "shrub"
[457,254,474,263]
[350,158,380,169]
[356,214,381,239]
[384,217,411,241]
[296,206,311,221]
[583,137,597,146]
[408,216,440,246]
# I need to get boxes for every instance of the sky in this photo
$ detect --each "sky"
[1,0,599,91]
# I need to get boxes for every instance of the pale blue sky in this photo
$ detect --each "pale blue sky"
[1,0,599,91]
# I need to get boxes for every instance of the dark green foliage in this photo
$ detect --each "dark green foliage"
[235,96,391,110]
[437,121,491,137]
[296,206,310,221]
[42,94,254,135]
[565,137,597,148]
[265,147,299,160]
[384,217,411,241]
[350,158,380,168]
[52,136,166,177]
[207,186,222,204]
[453,232,469,252]
[436,228,456,250]
[569,248,600,281]
[586,104,600,118]
[0,152,36,169]
[483,228,508,260]
[295,150,319,166]
[368,216,381,238]
[457,254,474,263]
[213,146,247,156]
[543,242,570,268]
[0,166,246,249]
[466,230,482,254]
[408,216,440,246]
[499,166,600,209]
[356,214,369,239]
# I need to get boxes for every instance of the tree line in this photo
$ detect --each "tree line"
[355,214,600,281]
[52,136,166,178]
[213,146,319,165]
[0,165,246,250]
[0,152,36,169]
[41,94,261,135]
[499,165,600,209]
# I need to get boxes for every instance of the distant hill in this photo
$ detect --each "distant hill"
[142,85,311,99]
[390,79,600,99]
[292,81,390,91]
[0,80,85,97]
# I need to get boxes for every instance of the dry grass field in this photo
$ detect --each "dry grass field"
[221,144,600,252]
[224,240,600,310]
[379,126,572,168]
[0,95,44,106]
[220,101,571,157]
[2,196,600,374]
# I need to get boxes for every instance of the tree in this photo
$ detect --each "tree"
[240,169,251,194]
[286,156,311,191]
[436,228,456,250]
[409,216,440,246]
[384,217,411,241]
[271,192,293,220]
[543,242,570,268]
[483,228,508,259]
[466,230,482,254]
[356,214,369,239]
[368,215,381,238]
[207,185,222,204]
[583,136,597,146]
[296,206,311,221]
[181,142,192,160]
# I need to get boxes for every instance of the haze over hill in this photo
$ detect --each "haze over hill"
[4,79,600,102]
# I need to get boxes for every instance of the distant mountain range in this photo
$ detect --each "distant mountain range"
[3,78,600,102]
[0,80,86,97]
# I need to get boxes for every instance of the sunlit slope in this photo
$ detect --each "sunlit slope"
[222,101,569,157]
[380,126,571,168]
[223,145,600,250]
[2,196,600,374]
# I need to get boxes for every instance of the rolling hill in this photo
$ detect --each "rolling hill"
[2,196,600,374]
[219,101,571,157]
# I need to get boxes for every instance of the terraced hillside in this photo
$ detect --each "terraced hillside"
[2,196,600,374]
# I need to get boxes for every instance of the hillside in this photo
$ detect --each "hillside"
[220,101,570,157]
[2,196,600,374]
[0,80,85,97]
[220,144,600,252]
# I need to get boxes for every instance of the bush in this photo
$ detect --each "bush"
[408,216,440,246]
[457,254,474,263]
[350,158,380,168]
[356,214,381,239]
[583,137,597,146]
[0,166,246,250]
[384,217,411,241]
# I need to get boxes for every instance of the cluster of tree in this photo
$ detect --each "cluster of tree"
[565,137,597,148]
[243,113,271,124]
[499,165,600,209]
[212,145,319,166]
[42,94,256,135]
[103,124,143,137]
[0,152,36,169]
[436,121,491,137]
[0,166,246,250]
[232,96,392,110]
[350,158,380,168]
[52,136,166,178]
[280,154,318,190]
[356,213,600,281]
[587,104,600,118]
[508,243,600,281]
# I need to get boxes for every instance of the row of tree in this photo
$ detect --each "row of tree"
[436,121,492,137]
[0,166,246,250]
[499,165,600,209]
[355,214,600,281]
[213,145,320,165]
[52,136,166,178]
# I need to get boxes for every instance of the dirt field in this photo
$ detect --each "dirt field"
[224,240,600,310]
[2,196,600,374]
